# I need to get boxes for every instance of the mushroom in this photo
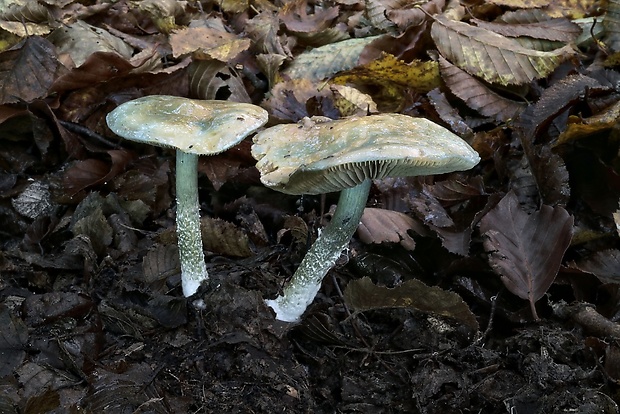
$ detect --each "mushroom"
[252,114,480,322]
[106,95,268,297]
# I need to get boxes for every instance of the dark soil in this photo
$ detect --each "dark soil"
[1,216,619,413]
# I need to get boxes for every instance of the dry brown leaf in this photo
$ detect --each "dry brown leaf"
[427,88,472,138]
[262,78,332,121]
[431,15,574,85]
[169,27,251,62]
[277,215,308,245]
[474,16,580,43]
[142,244,180,288]
[201,217,253,257]
[279,0,340,34]
[480,191,573,320]
[438,56,525,122]
[358,208,421,251]
[246,11,292,56]
[0,36,65,104]
[47,21,133,67]
[486,0,549,7]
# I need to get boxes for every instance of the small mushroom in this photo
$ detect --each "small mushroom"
[252,114,480,322]
[107,95,268,297]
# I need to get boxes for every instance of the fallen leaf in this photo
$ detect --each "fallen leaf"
[357,208,422,251]
[479,191,573,320]
[0,36,66,104]
[473,16,581,43]
[142,243,180,291]
[47,20,133,67]
[344,277,478,331]
[170,27,251,61]
[201,217,253,257]
[0,306,28,377]
[570,249,620,285]
[438,55,525,122]
[431,15,574,85]
[188,60,251,102]
[282,36,379,81]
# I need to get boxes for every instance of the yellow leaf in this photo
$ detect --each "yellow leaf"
[330,84,378,117]
[332,53,441,98]
[431,15,574,85]
[555,100,620,146]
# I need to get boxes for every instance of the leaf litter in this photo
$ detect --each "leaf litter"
[0,0,619,412]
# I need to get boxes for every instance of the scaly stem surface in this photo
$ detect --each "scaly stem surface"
[266,179,372,322]
[175,149,208,297]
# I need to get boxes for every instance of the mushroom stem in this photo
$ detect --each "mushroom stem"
[175,149,208,297]
[266,178,372,322]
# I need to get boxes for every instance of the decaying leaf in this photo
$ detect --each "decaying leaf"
[431,15,574,85]
[516,73,606,141]
[570,249,620,285]
[357,208,422,251]
[479,191,573,320]
[47,20,133,67]
[277,215,309,245]
[344,277,478,331]
[11,181,53,219]
[142,244,179,290]
[427,88,473,138]
[82,364,171,413]
[473,16,581,43]
[136,0,185,33]
[282,36,379,81]
[333,53,441,95]
[329,84,377,117]
[0,36,65,104]
[408,188,475,256]
[262,78,333,121]
[603,0,620,54]
[170,27,251,62]
[201,217,253,257]
[188,60,251,102]
[0,306,28,378]
[279,0,347,46]
[438,56,525,122]
[556,100,620,147]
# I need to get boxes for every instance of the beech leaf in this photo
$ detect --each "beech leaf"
[570,249,620,285]
[0,36,64,104]
[357,208,422,251]
[479,191,573,319]
[170,27,250,62]
[282,36,379,81]
[201,217,253,257]
[344,277,478,331]
[438,55,525,122]
[431,15,574,85]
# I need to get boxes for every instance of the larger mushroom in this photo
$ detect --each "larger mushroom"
[252,114,480,322]
[107,95,268,297]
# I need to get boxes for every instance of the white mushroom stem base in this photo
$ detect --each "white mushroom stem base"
[266,179,372,322]
[175,150,209,297]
